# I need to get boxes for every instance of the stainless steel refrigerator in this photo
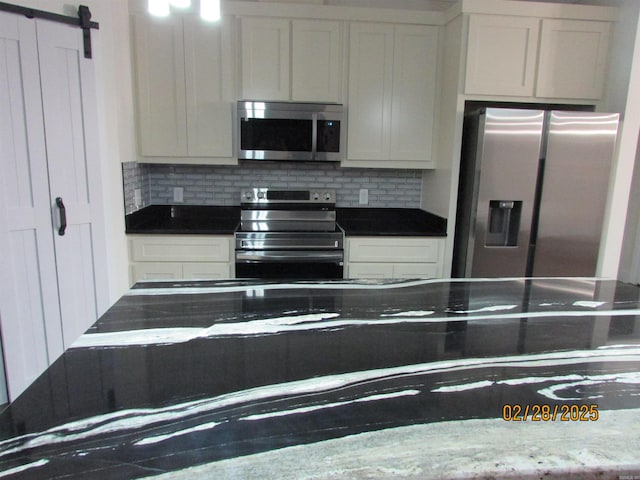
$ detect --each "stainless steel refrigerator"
[453,108,619,278]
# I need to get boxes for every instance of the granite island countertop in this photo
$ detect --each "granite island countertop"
[125,205,447,236]
[0,278,639,479]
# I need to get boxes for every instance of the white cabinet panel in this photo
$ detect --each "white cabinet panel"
[132,15,187,156]
[131,263,183,281]
[130,235,231,262]
[536,19,611,99]
[348,237,441,263]
[346,237,444,279]
[241,17,290,101]
[392,263,439,279]
[132,14,235,161]
[346,23,438,168]
[347,23,393,162]
[465,15,539,96]
[292,20,343,102]
[347,263,393,279]
[128,235,234,284]
[184,16,234,157]
[464,14,611,101]
[390,25,438,163]
[241,18,343,103]
[131,262,231,282]
[183,263,231,280]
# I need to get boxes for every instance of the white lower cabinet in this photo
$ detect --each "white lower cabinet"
[346,237,444,279]
[128,235,234,284]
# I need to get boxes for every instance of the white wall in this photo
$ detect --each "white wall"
[598,0,640,279]
[15,0,135,304]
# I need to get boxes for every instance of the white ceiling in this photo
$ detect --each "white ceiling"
[238,0,622,11]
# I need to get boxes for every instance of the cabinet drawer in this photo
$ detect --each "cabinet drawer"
[131,262,183,281]
[182,262,231,280]
[347,263,394,279]
[348,237,442,263]
[392,263,439,279]
[129,235,231,262]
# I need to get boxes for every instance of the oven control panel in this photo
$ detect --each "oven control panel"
[240,188,335,204]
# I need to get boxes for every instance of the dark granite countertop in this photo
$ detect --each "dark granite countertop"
[125,205,241,234]
[125,205,447,237]
[0,278,639,478]
[336,207,446,236]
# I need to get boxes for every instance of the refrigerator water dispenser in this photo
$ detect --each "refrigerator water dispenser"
[486,200,522,247]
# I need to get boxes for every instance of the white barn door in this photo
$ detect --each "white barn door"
[0,11,107,401]
[36,19,108,352]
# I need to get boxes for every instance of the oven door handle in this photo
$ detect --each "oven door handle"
[240,240,340,249]
[236,250,344,263]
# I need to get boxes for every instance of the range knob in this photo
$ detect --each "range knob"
[312,192,320,201]
[257,191,265,199]
[243,191,253,200]
[324,192,332,201]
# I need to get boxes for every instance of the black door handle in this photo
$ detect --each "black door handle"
[56,197,67,236]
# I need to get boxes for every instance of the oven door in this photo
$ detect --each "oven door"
[235,250,344,279]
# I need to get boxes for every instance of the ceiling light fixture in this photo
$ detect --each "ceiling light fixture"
[147,0,220,21]
[148,0,170,17]
[200,0,221,22]
[169,0,191,7]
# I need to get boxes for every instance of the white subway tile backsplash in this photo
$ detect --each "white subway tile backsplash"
[123,161,422,210]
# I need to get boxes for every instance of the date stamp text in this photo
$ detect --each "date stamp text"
[502,404,599,421]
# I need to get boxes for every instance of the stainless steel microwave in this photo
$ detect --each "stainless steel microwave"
[237,101,345,162]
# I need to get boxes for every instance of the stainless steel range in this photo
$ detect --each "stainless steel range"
[235,188,344,279]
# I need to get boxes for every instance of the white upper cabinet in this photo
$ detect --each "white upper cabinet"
[464,15,539,97]
[292,20,343,102]
[241,17,290,101]
[464,14,612,100]
[133,15,187,157]
[390,25,438,163]
[240,17,343,102]
[346,23,438,169]
[536,19,611,99]
[132,14,235,162]
[183,16,235,157]
[346,23,393,163]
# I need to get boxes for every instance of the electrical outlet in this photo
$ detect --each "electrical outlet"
[173,187,184,203]
[359,188,368,205]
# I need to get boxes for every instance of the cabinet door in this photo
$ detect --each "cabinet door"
[536,19,610,99]
[184,16,234,157]
[241,17,290,100]
[347,23,394,161]
[132,15,187,156]
[292,20,343,102]
[390,25,438,164]
[465,15,539,96]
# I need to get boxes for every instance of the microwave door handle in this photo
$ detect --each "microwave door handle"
[311,112,317,161]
